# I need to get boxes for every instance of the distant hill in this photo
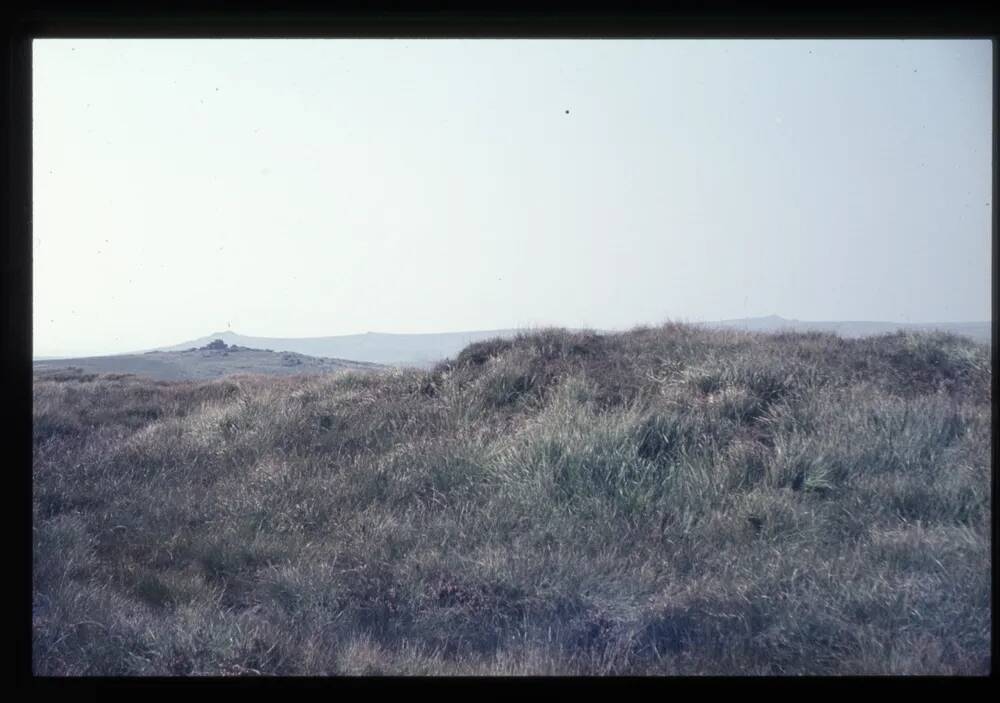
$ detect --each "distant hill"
[155,319,991,368]
[150,329,529,368]
[34,319,991,369]
[704,315,991,344]
[32,341,384,382]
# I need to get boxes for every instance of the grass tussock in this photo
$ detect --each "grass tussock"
[33,324,991,675]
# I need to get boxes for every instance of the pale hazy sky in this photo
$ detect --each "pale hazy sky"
[33,39,992,357]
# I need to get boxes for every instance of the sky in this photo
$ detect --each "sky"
[33,39,992,357]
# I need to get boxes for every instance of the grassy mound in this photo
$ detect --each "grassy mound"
[32,324,991,675]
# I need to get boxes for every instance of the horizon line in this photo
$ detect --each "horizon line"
[33,316,992,359]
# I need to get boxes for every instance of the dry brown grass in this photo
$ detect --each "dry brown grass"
[33,324,991,675]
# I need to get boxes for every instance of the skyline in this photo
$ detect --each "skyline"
[33,314,992,361]
[33,39,992,357]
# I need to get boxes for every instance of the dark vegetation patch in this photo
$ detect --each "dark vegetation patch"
[33,323,990,675]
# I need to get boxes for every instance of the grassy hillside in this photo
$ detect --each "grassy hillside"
[32,324,991,675]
